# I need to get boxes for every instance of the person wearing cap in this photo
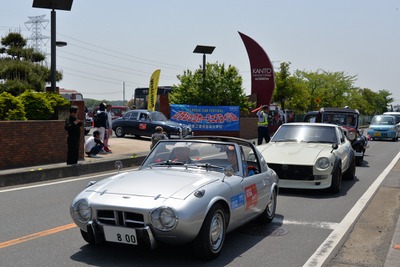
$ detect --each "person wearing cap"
[64,105,83,165]
[84,130,104,158]
[256,105,271,145]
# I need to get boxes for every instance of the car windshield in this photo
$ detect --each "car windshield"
[271,125,338,143]
[322,113,357,127]
[371,116,395,125]
[141,140,241,174]
[150,112,168,121]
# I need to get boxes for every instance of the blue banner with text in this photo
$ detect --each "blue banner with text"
[170,104,240,131]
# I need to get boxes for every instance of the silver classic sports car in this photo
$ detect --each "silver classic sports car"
[257,123,355,194]
[70,136,279,259]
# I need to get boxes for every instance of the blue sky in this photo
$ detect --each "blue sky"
[1,1,400,106]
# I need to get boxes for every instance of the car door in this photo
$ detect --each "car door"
[239,145,270,220]
[335,127,352,171]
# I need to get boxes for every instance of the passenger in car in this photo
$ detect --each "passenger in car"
[170,147,192,163]
[226,145,239,173]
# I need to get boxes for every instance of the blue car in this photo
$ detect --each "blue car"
[367,115,399,141]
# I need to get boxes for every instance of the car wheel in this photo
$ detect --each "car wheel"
[355,151,364,166]
[193,204,226,259]
[257,188,277,224]
[115,127,125,137]
[329,163,342,194]
[344,156,356,180]
[80,229,96,245]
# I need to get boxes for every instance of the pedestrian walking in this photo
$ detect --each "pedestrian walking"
[104,104,113,153]
[150,126,168,149]
[64,105,83,165]
[257,105,271,145]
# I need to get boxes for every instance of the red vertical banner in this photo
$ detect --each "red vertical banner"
[239,32,275,107]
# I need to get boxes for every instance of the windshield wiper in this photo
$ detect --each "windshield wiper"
[148,160,185,167]
[188,163,225,170]
[274,138,300,142]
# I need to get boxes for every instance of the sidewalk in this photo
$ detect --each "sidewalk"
[0,135,152,187]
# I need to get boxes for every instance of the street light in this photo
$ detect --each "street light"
[32,0,73,93]
[193,45,215,90]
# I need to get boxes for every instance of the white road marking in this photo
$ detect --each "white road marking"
[280,219,339,230]
[303,150,400,267]
[0,170,136,193]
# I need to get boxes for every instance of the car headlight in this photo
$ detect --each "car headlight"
[72,199,92,223]
[316,157,330,169]
[347,131,356,141]
[149,206,178,231]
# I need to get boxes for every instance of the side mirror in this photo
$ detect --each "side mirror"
[331,143,339,151]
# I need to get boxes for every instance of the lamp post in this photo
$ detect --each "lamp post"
[193,45,215,90]
[33,0,73,93]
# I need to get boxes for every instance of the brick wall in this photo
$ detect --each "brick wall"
[0,120,84,170]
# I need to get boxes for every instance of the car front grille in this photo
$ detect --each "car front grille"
[97,210,145,228]
[268,163,314,180]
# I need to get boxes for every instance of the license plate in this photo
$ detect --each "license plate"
[374,132,381,137]
[103,225,138,245]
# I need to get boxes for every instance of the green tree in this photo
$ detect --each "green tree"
[170,63,254,114]
[18,91,68,120]
[273,62,310,112]
[0,32,61,96]
[0,92,26,120]
[295,69,357,111]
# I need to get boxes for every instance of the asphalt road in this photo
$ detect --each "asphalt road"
[0,139,399,267]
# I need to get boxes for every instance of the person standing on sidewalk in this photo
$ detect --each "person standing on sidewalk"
[104,104,113,153]
[64,105,83,165]
[257,105,271,145]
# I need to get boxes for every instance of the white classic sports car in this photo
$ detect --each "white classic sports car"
[257,123,355,193]
[70,136,279,259]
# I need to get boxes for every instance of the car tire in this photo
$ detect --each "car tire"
[80,229,96,245]
[344,156,356,180]
[355,151,364,166]
[329,163,342,194]
[115,127,125,137]
[257,188,277,224]
[193,203,226,260]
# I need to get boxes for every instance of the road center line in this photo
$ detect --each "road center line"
[0,223,77,249]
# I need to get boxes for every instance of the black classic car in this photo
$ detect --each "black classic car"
[112,109,192,139]
[304,107,368,166]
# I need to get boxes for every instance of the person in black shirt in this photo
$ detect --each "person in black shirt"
[65,106,82,165]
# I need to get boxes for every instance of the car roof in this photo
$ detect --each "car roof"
[383,112,400,115]
[319,107,359,114]
[283,122,338,128]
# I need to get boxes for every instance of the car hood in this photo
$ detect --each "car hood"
[85,169,220,202]
[157,121,188,128]
[259,142,332,165]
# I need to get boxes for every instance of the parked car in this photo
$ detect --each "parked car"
[383,112,400,138]
[367,114,399,141]
[304,107,368,166]
[83,106,93,135]
[112,109,192,138]
[70,137,279,259]
[257,123,356,193]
